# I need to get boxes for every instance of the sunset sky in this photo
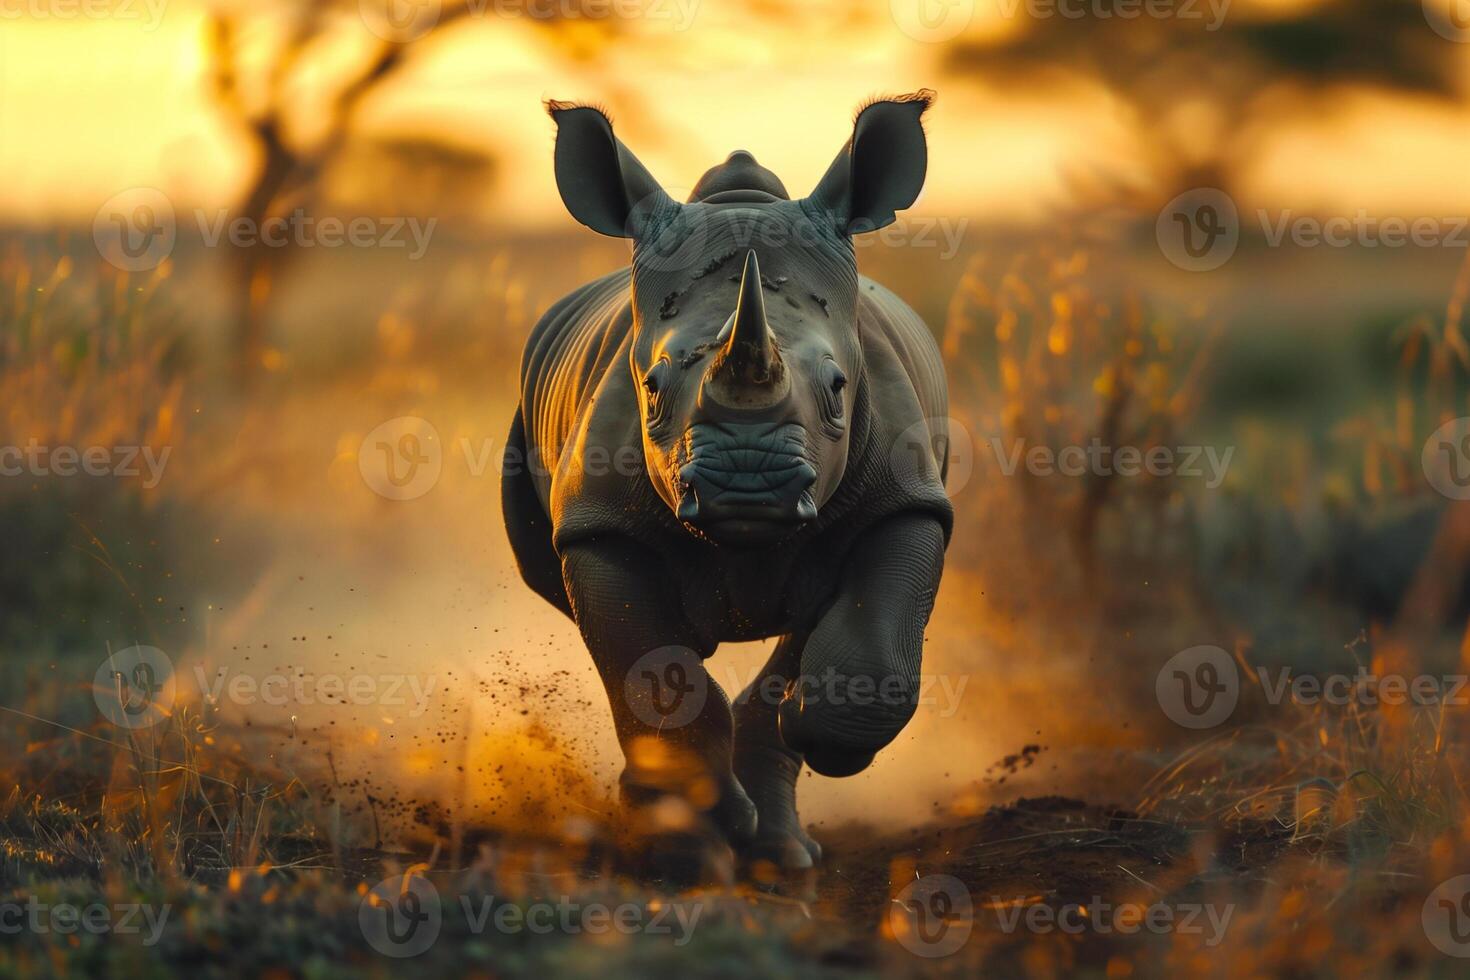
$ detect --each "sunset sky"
[5,0,1470,227]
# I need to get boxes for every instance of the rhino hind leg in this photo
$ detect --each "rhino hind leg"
[733,633,823,876]
[502,410,571,617]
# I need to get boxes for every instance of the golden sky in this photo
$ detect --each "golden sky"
[5,0,1470,227]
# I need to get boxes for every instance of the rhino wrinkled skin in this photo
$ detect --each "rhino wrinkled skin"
[503,92,953,874]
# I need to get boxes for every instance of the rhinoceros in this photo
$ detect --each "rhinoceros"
[503,92,952,873]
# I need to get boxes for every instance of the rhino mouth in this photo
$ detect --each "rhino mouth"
[675,421,817,544]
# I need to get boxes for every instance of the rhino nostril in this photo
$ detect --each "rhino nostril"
[677,486,700,521]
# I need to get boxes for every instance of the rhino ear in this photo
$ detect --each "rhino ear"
[547,100,673,238]
[809,90,933,235]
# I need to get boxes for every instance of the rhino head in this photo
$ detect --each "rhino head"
[547,93,932,545]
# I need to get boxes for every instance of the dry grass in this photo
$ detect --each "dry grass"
[3,237,1470,976]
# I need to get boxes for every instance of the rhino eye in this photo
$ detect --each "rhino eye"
[818,358,846,430]
[642,359,673,431]
[642,359,669,397]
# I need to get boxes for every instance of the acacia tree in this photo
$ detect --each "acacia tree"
[205,0,633,381]
[946,0,1461,205]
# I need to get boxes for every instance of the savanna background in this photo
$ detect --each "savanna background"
[6,0,1470,976]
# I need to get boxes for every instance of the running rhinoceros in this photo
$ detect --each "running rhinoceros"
[503,92,953,873]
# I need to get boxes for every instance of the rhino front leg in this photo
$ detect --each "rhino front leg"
[560,538,758,866]
[778,513,946,777]
[732,633,823,873]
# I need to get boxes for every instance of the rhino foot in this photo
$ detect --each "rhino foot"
[742,825,821,871]
[618,775,755,887]
[711,774,760,845]
[738,828,821,899]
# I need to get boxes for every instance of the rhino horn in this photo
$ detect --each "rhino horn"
[713,250,781,389]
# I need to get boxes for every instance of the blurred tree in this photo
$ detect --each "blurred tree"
[332,136,498,218]
[946,0,1462,207]
[204,0,631,382]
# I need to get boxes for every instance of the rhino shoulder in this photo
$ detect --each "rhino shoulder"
[836,277,954,541]
[520,268,633,402]
[856,276,947,423]
[545,339,673,551]
[519,269,634,501]
[516,270,680,552]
